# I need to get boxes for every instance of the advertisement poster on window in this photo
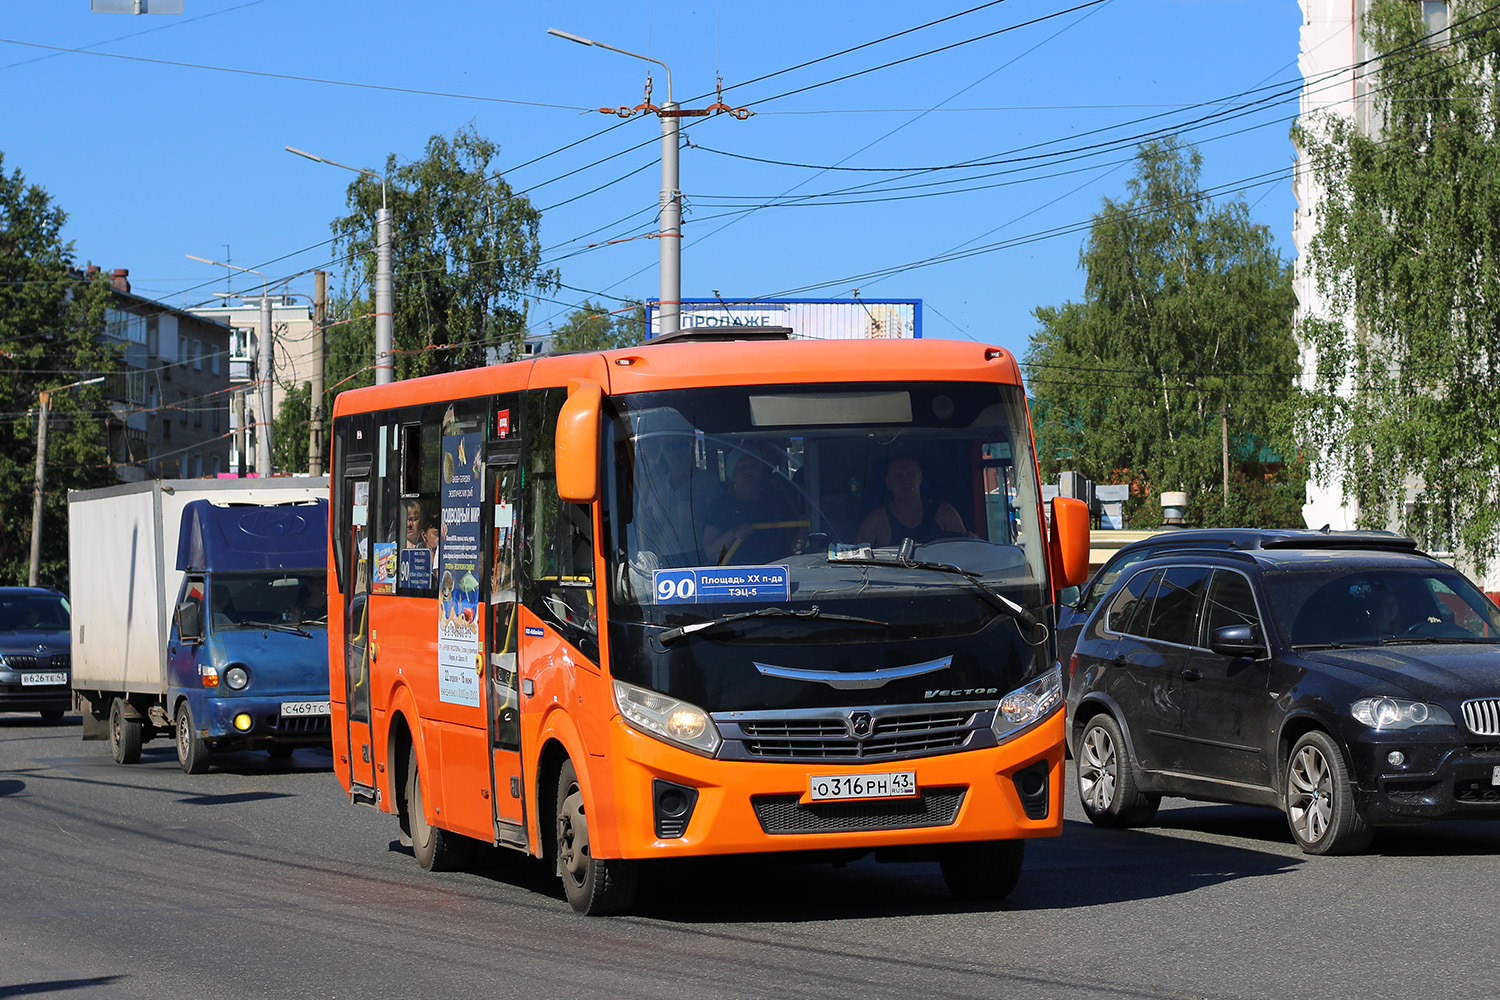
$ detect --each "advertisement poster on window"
[437,431,483,707]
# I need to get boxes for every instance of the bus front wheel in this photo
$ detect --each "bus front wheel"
[939,839,1024,900]
[555,758,639,916]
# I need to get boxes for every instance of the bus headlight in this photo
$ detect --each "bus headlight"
[613,679,722,757]
[991,666,1063,742]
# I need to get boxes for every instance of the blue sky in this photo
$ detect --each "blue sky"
[0,0,1301,366]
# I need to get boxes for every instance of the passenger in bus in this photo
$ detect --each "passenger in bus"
[704,452,799,565]
[856,456,968,546]
[404,500,425,549]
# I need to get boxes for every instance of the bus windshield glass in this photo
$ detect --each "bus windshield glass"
[603,380,1046,632]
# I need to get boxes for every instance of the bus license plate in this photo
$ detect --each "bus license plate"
[280,700,331,717]
[21,672,66,686]
[809,771,918,801]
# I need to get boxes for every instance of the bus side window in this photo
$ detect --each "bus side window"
[522,388,598,641]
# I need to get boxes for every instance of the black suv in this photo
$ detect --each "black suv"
[1066,533,1500,854]
[0,587,72,722]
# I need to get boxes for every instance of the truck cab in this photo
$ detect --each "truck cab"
[164,499,330,772]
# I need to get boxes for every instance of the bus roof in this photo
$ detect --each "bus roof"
[332,337,1020,418]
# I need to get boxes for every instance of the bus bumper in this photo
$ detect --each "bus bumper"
[601,709,1064,859]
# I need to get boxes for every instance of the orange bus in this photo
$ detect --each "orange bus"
[328,330,1090,914]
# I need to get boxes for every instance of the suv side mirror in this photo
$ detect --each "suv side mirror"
[177,601,203,643]
[1209,624,1263,658]
[1058,584,1081,609]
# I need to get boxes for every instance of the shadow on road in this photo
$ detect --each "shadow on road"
[0,976,124,998]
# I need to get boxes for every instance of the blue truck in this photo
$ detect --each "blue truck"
[68,479,330,772]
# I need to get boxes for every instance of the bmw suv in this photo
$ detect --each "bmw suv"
[0,587,72,723]
[1066,534,1500,854]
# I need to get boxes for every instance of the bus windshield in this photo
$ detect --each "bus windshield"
[603,381,1047,632]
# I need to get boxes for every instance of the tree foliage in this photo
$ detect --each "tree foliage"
[0,152,117,587]
[272,382,311,474]
[1295,0,1500,565]
[328,126,558,390]
[1025,137,1301,526]
[548,299,647,354]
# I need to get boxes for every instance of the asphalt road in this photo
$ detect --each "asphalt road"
[3,711,1499,1000]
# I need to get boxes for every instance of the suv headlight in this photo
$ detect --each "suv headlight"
[613,679,722,757]
[1351,697,1454,731]
[991,665,1063,742]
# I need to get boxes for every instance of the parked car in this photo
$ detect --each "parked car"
[0,587,72,722]
[1066,533,1500,854]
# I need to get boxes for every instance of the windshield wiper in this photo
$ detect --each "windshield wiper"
[1374,636,1499,646]
[257,622,313,638]
[833,549,1041,633]
[657,606,889,645]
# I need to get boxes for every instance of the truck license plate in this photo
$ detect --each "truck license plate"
[21,672,66,686]
[280,700,331,717]
[809,771,918,801]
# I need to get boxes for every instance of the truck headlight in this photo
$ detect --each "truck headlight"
[613,679,721,757]
[1351,697,1454,731]
[225,666,249,690]
[991,666,1063,742]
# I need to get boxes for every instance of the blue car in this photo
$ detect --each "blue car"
[0,587,72,722]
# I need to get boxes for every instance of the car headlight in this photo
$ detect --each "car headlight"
[225,666,249,690]
[1351,697,1454,731]
[613,679,721,757]
[991,665,1063,742]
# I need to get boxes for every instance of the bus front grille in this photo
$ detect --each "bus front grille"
[751,788,966,835]
[714,703,995,763]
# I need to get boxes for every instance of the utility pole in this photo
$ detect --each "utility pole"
[235,390,247,477]
[310,270,327,475]
[1222,402,1230,504]
[547,29,752,338]
[258,290,274,475]
[29,376,105,586]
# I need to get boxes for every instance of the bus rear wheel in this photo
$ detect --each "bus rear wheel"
[406,752,473,872]
[555,758,639,916]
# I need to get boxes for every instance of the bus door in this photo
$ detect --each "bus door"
[341,457,377,795]
[486,452,526,841]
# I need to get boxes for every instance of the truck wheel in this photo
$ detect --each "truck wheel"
[407,752,473,872]
[175,704,211,774]
[109,698,141,765]
[940,840,1025,900]
[556,758,639,915]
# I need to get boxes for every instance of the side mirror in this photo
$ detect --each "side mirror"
[1048,496,1091,589]
[555,379,603,503]
[177,601,203,643]
[1058,584,1081,609]
[1209,624,1264,658]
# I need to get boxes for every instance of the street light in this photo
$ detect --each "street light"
[286,145,394,386]
[29,376,105,587]
[548,28,682,337]
[186,253,275,477]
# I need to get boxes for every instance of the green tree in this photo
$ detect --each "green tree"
[549,299,647,353]
[328,126,558,391]
[0,152,117,587]
[1025,137,1301,526]
[1295,0,1500,565]
[272,382,311,474]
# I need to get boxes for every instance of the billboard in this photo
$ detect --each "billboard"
[646,298,921,340]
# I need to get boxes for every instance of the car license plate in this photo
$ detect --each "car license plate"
[280,700,331,717]
[20,672,66,686]
[809,771,918,801]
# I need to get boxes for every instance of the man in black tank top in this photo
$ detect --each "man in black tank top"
[856,457,967,546]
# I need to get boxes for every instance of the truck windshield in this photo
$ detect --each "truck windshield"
[210,572,328,630]
[602,381,1047,635]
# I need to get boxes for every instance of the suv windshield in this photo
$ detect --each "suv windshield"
[1267,564,1500,647]
[0,593,69,631]
[602,380,1047,635]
